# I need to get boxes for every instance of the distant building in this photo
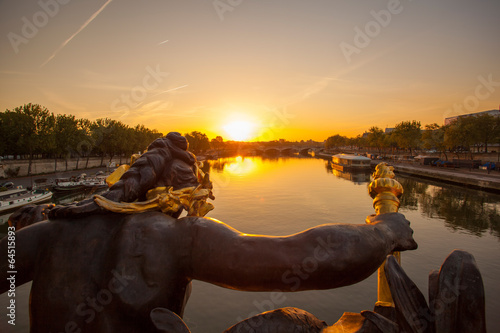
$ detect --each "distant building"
[444,109,500,126]
[384,128,394,134]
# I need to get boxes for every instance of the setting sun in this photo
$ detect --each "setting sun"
[223,120,256,141]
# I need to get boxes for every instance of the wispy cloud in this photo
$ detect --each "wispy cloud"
[151,84,189,97]
[39,89,87,113]
[157,39,169,46]
[284,76,337,107]
[40,0,114,67]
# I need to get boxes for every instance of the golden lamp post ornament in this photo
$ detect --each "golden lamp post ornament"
[368,162,403,308]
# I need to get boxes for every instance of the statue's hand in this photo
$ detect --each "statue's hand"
[366,213,418,251]
[9,203,54,230]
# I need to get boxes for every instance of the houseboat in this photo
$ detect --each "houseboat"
[0,187,53,214]
[52,173,108,192]
[331,154,372,172]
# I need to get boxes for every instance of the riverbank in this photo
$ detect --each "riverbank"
[387,162,500,193]
[0,156,126,179]
[316,151,500,193]
[2,166,111,190]
[3,155,500,194]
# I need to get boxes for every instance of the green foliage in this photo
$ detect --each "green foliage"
[393,120,421,155]
[444,114,500,157]
[210,136,224,150]
[325,134,347,149]
[472,114,500,153]
[445,117,477,158]
[185,131,210,154]
[54,114,79,159]
[0,104,162,163]
[422,123,448,158]
[367,126,384,153]
[0,104,55,158]
[349,134,367,149]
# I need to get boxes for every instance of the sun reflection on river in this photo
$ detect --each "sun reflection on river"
[225,156,257,176]
[209,156,266,178]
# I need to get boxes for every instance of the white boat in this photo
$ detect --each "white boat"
[331,154,372,172]
[52,179,86,192]
[52,174,108,192]
[0,187,53,214]
[82,176,108,189]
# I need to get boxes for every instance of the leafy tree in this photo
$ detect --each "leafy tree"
[91,118,117,166]
[393,120,421,155]
[133,125,162,154]
[383,132,398,154]
[185,131,210,154]
[75,118,94,169]
[54,114,80,171]
[444,117,477,159]
[0,110,25,157]
[367,126,385,154]
[473,114,500,153]
[422,123,448,160]
[111,121,131,164]
[211,136,224,151]
[348,134,366,150]
[5,104,55,175]
[0,105,163,172]
[325,134,347,150]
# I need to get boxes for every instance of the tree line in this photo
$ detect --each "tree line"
[326,115,500,160]
[4,103,498,177]
[0,104,163,175]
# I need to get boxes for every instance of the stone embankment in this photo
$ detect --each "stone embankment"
[383,162,500,193]
[0,157,126,179]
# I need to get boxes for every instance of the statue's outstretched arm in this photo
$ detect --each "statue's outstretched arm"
[187,213,417,292]
[0,221,52,294]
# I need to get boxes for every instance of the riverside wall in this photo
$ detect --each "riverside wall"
[0,157,127,179]
[387,163,500,193]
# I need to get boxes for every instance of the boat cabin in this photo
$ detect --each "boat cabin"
[331,154,372,171]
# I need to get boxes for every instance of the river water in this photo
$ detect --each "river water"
[1,156,499,332]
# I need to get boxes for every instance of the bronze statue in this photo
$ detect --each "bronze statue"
[0,132,422,332]
[1,210,417,332]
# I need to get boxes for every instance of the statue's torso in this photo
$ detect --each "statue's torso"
[29,212,192,332]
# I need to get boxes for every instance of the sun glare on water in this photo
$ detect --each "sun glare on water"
[223,120,255,141]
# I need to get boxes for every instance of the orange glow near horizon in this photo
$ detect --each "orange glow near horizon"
[1,2,498,146]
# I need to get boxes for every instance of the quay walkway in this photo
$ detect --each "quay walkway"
[384,162,500,193]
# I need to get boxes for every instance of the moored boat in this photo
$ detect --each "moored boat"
[52,178,86,192]
[331,154,372,172]
[82,176,108,189]
[52,173,108,192]
[0,187,53,214]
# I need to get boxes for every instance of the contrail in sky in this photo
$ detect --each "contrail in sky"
[152,84,189,97]
[40,0,114,67]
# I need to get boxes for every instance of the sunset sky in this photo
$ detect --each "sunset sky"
[1,0,499,141]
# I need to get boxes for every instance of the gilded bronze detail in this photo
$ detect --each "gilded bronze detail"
[368,162,404,307]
